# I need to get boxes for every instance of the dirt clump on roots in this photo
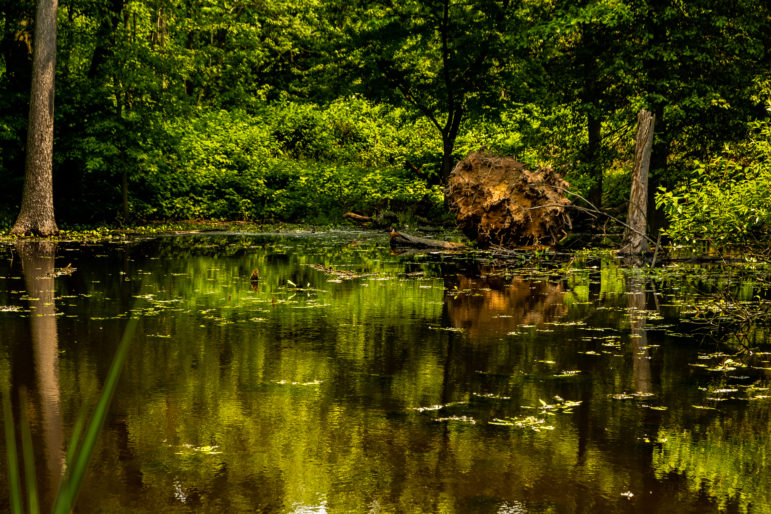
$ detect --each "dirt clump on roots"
[446,152,572,247]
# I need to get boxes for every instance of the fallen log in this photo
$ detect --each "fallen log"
[343,212,373,225]
[389,230,466,250]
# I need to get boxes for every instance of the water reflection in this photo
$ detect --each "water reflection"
[0,234,768,512]
[444,272,566,338]
[626,270,652,394]
[15,241,64,507]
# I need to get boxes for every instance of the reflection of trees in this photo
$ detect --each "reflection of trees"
[444,273,567,338]
[626,270,651,394]
[28,238,754,512]
[653,412,771,512]
[16,241,64,506]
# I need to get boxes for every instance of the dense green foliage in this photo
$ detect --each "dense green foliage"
[0,0,769,242]
[657,120,771,245]
[66,98,445,222]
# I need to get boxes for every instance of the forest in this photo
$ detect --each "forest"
[3,2,771,512]
[1,0,770,246]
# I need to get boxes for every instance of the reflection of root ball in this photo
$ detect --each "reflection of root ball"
[250,268,260,282]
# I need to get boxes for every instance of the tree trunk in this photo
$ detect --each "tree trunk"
[580,25,603,209]
[10,0,59,236]
[586,113,602,208]
[0,8,34,183]
[439,104,464,185]
[621,109,655,254]
[647,102,667,235]
[86,0,125,79]
[0,17,33,96]
[440,136,455,184]
[122,168,129,221]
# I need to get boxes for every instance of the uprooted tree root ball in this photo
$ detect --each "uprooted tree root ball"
[445,152,573,247]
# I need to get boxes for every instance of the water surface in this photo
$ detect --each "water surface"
[1,232,769,512]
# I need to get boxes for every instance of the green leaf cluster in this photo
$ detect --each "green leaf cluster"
[656,120,771,245]
[128,99,444,222]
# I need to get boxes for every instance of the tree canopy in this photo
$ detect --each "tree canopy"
[0,0,769,242]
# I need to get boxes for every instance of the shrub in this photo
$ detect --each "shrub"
[656,121,771,245]
[130,103,443,222]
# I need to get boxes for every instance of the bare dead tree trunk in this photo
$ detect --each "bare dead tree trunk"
[10,0,59,236]
[620,109,655,255]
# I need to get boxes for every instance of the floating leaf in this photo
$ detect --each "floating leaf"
[490,416,554,432]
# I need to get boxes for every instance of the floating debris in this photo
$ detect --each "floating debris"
[472,393,512,400]
[537,396,582,413]
[489,416,554,432]
[554,370,581,377]
[435,416,476,424]
[43,263,76,278]
[272,380,323,386]
[307,264,374,280]
[410,402,465,412]
[175,444,222,456]
[428,326,463,333]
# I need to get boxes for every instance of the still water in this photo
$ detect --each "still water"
[0,231,769,512]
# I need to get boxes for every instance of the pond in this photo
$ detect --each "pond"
[1,231,769,512]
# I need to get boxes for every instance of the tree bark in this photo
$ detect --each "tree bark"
[647,102,667,234]
[439,104,464,184]
[620,110,655,255]
[440,137,456,184]
[10,0,59,236]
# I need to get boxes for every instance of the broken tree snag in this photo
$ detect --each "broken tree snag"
[389,230,466,250]
[446,152,572,247]
[620,109,656,255]
[343,212,373,225]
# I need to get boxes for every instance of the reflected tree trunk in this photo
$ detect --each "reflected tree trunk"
[626,270,651,394]
[16,241,64,505]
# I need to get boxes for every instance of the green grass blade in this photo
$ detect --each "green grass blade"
[18,389,39,514]
[52,316,138,514]
[53,403,89,504]
[2,391,23,514]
